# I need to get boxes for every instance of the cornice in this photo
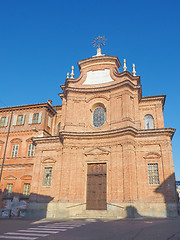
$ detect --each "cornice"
[0,129,52,136]
[0,102,56,114]
[78,55,121,70]
[53,105,62,110]
[59,127,175,140]
[32,135,60,144]
[64,80,141,94]
[0,163,34,167]
[140,95,166,108]
[113,70,141,84]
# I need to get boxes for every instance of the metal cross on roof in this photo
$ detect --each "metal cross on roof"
[92,36,107,49]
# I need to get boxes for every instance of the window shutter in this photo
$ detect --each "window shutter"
[4,116,9,126]
[22,114,25,125]
[38,112,42,123]
[12,115,17,126]
[28,113,33,124]
[48,116,51,127]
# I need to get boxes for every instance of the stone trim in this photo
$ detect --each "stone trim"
[65,80,141,93]
[0,163,34,166]
[58,127,175,139]
[84,147,110,156]
[140,95,166,108]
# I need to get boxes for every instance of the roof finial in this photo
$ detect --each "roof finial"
[70,66,74,79]
[123,59,127,71]
[132,64,136,76]
[67,72,69,78]
[92,36,107,56]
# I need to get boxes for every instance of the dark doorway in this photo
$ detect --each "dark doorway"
[86,163,107,210]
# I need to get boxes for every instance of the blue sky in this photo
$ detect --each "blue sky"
[0,0,180,178]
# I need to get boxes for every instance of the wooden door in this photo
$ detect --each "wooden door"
[86,163,107,210]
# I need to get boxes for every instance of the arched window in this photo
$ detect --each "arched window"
[93,107,106,127]
[144,114,154,129]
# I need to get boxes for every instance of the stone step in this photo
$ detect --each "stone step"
[71,215,118,219]
[70,210,119,219]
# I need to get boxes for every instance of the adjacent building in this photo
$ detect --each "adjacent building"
[0,49,178,218]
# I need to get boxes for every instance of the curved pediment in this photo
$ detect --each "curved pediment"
[84,147,110,156]
[41,158,56,164]
[10,138,23,143]
[20,175,32,180]
[86,95,110,103]
[144,152,161,159]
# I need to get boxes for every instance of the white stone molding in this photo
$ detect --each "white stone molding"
[83,69,114,85]
[123,59,127,71]
[70,66,74,79]
[132,64,136,76]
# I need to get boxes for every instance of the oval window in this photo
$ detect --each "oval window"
[93,107,106,127]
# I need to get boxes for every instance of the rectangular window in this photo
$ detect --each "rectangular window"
[0,116,8,127]
[23,183,30,196]
[27,143,35,157]
[11,144,19,158]
[29,112,42,124]
[17,115,24,125]
[148,163,160,184]
[43,167,52,186]
[6,184,13,196]
[33,113,39,124]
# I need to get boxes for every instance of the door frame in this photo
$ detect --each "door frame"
[86,162,107,210]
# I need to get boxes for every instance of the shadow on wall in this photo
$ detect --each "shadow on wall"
[0,173,178,219]
[125,206,142,218]
[124,173,178,218]
[155,173,178,217]
[0,190,53,218]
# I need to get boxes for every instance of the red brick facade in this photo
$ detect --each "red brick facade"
[0,54,178,218]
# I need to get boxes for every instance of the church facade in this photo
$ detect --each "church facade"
[0,50,178,218]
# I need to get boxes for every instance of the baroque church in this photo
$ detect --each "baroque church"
[0,43,178,218]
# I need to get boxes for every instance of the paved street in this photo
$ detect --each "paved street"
[0,217,180,240]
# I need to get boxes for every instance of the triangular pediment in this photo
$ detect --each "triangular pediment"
[4,175,17,180]
[0,140,4,144]
[84,147,110,156]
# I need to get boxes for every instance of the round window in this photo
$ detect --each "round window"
[93,107,106,127]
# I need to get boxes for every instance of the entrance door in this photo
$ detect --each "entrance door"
[86,163,107,210]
